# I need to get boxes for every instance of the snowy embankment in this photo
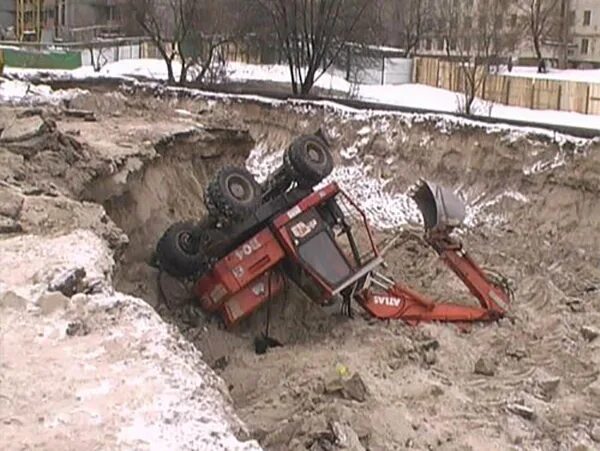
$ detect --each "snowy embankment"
[0,229,261,451]
[6,59,598,131]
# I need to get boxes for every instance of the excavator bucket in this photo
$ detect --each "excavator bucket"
[411,180,466,232]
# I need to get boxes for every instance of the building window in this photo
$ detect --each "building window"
[437,39,444,51]
[583,10,591,26]
[569,10,576,26]
[581,38,589,55]
[425,38,432,51]
[510,14,517,27]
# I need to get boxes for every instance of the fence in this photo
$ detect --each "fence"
[413,57,600,115]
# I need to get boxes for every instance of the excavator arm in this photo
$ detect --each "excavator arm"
[357,180,511,324]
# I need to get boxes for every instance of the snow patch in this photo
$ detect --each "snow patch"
[0,78,86,105]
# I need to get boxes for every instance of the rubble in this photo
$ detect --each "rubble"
[324,373,368,403]
[0,186,24,218]
[48,267,87,297]
[0,216,21,233]
[581,325,599,342]
[590,424,600,443]
[507,403,535,420]
[474,356,497,376]
[66,319,91,337]
[537,376,561,400]
[329,422,366,451]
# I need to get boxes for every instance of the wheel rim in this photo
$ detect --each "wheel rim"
[306,142,326,166]
[225,173,254,204]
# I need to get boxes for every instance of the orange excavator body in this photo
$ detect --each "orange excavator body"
[193,180,511,328]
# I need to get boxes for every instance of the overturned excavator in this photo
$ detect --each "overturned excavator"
[154,131,511,336]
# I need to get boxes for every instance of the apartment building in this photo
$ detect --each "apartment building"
[0,0,124,42]
[395,0,600,67]
[571,0,600,65]
[0,1,16,30]
[42,0,122,41]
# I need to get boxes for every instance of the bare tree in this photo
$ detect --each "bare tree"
[517,0,561,71]
[85,42,112,73]
[437,0,519,115]
[255,0,377,96]
[392,0,433,56]
[125,0,241,85]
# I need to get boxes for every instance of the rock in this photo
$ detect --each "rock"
[537,376,561,398]
[590,424,600,442]
[0,186,24,218]
[262,421,299,448]
[581,326,599,342]
[423,350,437,365]
[0,216,22,233]
[0,116,46,143]
[48,267,86,297]
[506,345,528,360]
[474,356,496,376]
[63,109,96,121]
[330,421,366,451]
[66,319,91,337]
[0,291,27,311]
[324,373,368,403]
[0,149,26,181]
[36,291,69,315]
[420,339,440,351]
[342,373,368,403]
[507,403,535,420]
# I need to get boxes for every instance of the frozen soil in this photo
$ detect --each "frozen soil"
[1,84,600,451]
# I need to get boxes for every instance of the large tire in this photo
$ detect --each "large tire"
[156,221,207,278]
[284,134,333,188]
[205,166,261,222]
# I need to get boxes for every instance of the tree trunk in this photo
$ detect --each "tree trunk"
[533,37,543,72]
[300,69,316,97]
[165,59,175,84]
[179,63,188,85]
[179,45,188,85]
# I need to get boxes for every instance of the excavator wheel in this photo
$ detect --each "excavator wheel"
[284,134,333,188]
[205,166,262,222]
[156,220,207,278]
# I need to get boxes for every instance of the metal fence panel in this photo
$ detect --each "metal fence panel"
[383,58,413,84]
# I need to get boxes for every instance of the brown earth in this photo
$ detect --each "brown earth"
[1,86,599,451]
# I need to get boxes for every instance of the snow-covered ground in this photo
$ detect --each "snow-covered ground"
[0,78,86,105]
[4,59,600,131]
[0,229,261,451]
